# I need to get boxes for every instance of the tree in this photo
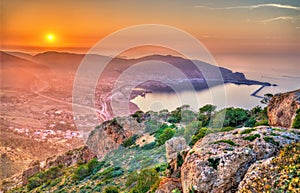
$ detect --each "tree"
[181,110,197,124]
[198,104,216,126]
[157,128,175,146]
[184,121,201,142]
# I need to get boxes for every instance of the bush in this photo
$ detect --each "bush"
[122,134,138,147]
[244,117,256,127]
[264,137,279,146]
[104,186,119,193]
[255,120,269,126]
[141,142,156,150]
[243,134,260,141]
[27,165,64,190]
[157,128,175,146]
[128,168,160,193]
[213,139,237,146]
[240,128,256,134]
[292,109,300,128]
[190,127,208,146]
[73,159,105,181]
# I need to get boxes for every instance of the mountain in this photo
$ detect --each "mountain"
[0,51,48,90]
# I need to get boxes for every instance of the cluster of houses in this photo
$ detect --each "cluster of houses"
[9,127,82,141]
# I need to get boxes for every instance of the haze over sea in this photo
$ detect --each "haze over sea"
[132,53,300,111]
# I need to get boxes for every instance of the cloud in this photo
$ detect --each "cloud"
[195,4,300,11]
[259,16,294,23]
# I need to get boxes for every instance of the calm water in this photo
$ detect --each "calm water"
[132,54,300,111]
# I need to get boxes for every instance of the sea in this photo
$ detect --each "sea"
[131,54,300,111]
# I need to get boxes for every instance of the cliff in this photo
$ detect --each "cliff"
[268,89,300,128]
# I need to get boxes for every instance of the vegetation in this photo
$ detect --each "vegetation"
[13,103,300,193]
[240,128,256,135]
[104,186,119,193]
[239,143,300,192]
[126,168,160,193]
[122,134,138,147]
[213,139,237,146]
[27,165,64,190]
[264,136,280,146]
[156,128,175,146]
[208,157,220,170]
[243,134,260,142]
[292,108,300,128]
[73,158,105,181]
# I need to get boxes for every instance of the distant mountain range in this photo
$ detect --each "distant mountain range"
[1,51,271,92]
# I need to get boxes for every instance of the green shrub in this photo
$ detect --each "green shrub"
[264,137,280,146]
[220,127,235,132]
[213,139,237,146]
[122,134,138,147]
[132,111,144,123]
[27,165,64,190]
[255,120,269,126]
[141,142,156,150]
[157,128,175,146]
[244,117,256,127]
[127,168,160,193]
[104,186,119,193]
[190,127,208,146]
[240,128,256,134]
[243,134,260,141]
[292,109,300,128]
[73,159,105,181]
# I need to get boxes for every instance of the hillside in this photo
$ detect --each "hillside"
[2,90,300,193]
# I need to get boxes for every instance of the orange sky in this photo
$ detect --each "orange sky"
[1,0,299,55]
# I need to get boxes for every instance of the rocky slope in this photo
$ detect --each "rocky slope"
[179,126,299,193]
[268,89,300,128]
[0,146,95,192]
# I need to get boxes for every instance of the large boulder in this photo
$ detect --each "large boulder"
[165,137,190,178]
[180,127,299,193]
[268,89,300,128]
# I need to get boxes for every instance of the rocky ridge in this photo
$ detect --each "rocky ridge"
[268,89,300,128]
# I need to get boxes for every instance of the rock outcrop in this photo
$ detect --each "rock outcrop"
[155,178,182,193]
[180,127,299,193]
[86,117,145,157]
[238,142,299,192]
[268,89,300,128]
[165,137,190,178]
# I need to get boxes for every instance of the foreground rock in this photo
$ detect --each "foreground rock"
[268,89,300,128]
[180,127,299,193]
[238,142,299,192]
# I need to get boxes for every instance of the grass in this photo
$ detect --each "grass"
[243,134,260,141]
[270,132,280,136]
[213,139,237,146]
[240,128,256,135]
[264,137,280,146]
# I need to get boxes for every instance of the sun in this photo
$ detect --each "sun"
[46,33,56,43]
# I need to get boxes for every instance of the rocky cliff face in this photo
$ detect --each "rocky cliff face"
[86,116,146,157]
[268,89,300,128]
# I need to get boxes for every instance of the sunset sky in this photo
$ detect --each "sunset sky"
[1,0,299,55]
